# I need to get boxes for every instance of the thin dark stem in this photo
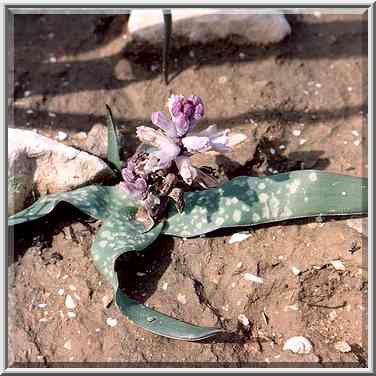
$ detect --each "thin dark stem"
[162,10,172,85]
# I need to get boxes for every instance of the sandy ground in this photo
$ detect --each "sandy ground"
[9,12,368,367]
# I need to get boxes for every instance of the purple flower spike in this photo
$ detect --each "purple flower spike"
[167,94,205,136]
[120,167,148,200]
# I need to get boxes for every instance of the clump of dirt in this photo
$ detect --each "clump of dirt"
[9,12,367,368]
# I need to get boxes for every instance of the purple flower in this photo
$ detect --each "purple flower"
[119,165,148,200]
[151,111,177,138]
[167,94,204,137]
[182,125,231,153]
[136,126,180,173]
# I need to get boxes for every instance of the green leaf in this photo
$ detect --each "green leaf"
[92,218,223,341]
[8,185,137,226]
[105,104,122,173]
[162,170,368,238]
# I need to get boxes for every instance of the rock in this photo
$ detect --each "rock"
[334,341,351,353]
[128,10,291,46]
[8,128,113,215]
[84,123,109,159]
[78,123,125,159]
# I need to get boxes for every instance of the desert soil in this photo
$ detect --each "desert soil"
[9,11,368,367]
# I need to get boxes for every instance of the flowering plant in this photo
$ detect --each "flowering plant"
[8,95,368,341]
[120,95,233,228]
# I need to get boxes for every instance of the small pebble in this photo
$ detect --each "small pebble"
[342,191,347,196]
[228,232,251,244]
[335,341,351,353]
[291,266,301,276]
[63,340,72,350]
[39,318,48,322]
[315,83,322,88]
[189,50,195,58]
[106,317,118,327]
[47,32,55,39]
[147,316,156,322]
[292,129,301,137]
[354,139,361,146]
[239,52,246,59]
[162,282,168,291]
[26,109,34,114]
[352,130,359,137]
[177,293,187,305]
[244,273,264,284]
[218,76,228,84]
[37,303,47,308]
[65,294,76,309]
[231,282,236,288]
[69,285,76,291]
[286,304,299,311]
[56,131,68,141]
[67,311,76,319]
[49,56,57,63]
[347,86,353,92]
[238,314,250,329]
[331,260,346,271]
[270,148,276,155]
[62,275,68,280]
[57,288,64,296]
[150,64,158,72]
[136,272,146,277]
[329,311,337,321]
[48,112,56,117]
[24,90,31,97]
[299,139,307,145]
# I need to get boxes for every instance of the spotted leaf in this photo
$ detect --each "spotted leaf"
[162,170,368,237]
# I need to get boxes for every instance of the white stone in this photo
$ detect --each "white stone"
[293,129,302,137]
[331,260,346,271]
[106,317,118,327]
[8,128,112,215]
[228,232,251,244]
[334,341,351,353]
[65,294,76,309]
[238,314,250,329]
[67,311,76,319]
[283,336,313,354]
[63,340,72,350]
[128,10,291,46]
[244,273,264,284]
[177,293,187,304]
[291,266,301,276]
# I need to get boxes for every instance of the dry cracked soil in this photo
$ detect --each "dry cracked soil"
[9,12,368,368]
